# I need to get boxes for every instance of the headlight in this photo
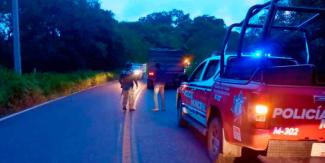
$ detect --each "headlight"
[133,69,142,75]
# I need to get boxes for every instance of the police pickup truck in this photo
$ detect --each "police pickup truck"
[176,1,325,162]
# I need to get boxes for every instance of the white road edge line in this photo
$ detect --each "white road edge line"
[122,86,144,163]
[0,82,111,122]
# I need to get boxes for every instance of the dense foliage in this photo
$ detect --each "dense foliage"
[0,0,123,72]
[0,0,228,72]
[0,0,324,73]
[291,0,325,78]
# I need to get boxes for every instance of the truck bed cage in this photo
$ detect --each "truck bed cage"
[220,0,325,76]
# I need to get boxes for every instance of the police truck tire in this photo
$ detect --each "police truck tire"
[207,117,222,162]
[177,98,186,127]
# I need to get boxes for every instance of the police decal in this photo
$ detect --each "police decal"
[183,90,194,99]
[231,91,245,117]
[272,107,325,120]
[233,126,242,141]
[273,127,299,136]
[319,119,325,129]
[214,95,222,101]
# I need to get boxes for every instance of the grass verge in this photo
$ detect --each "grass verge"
[0,69,115,116]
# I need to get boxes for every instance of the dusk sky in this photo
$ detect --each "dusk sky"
[101,0,266,25]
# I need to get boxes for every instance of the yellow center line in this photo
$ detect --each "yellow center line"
[122,111,132,163]
[122,84,144,163]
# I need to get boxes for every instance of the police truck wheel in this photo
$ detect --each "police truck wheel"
[177,98,186,127]
[207,117,222,162]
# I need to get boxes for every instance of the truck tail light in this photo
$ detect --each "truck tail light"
[149,72,154,76]
[255,105,268,118]
[255,104,268,128]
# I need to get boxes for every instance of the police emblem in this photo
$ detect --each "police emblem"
[231,91,245,117]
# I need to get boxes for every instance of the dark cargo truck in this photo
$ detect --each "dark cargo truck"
[147,48,185,89]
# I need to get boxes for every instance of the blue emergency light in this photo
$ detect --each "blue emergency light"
[254,50,263,57]
[253,50,272,57]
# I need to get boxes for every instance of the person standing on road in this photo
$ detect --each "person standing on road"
[119,63,138,111]
[153,63,166,112]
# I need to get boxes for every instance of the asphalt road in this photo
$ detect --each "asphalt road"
[132,83,210,163]
[0,81,211,163]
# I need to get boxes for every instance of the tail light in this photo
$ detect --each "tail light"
[255,104,268,121]
[254,104,269,128]
[149,72,154,76]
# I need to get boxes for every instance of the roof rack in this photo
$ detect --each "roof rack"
[220,0,325,76]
